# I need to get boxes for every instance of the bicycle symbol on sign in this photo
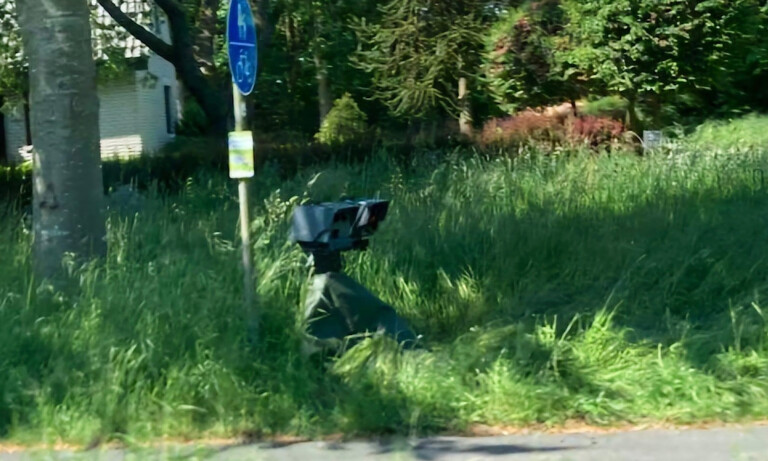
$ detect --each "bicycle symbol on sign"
[235,50,253,83]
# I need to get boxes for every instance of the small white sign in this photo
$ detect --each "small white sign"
[643,130,664,151]
[228,131,255,179]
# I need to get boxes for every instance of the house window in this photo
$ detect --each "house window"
[23,98,32,145]
[164,85,174,134]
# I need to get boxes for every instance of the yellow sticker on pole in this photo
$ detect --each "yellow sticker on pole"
[228,131,255,179]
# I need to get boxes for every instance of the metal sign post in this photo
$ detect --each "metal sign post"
[227,0,258,338]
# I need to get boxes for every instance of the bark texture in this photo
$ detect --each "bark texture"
[193,0,219,76]
[314,52,332,126]
[458,77,472,136]
[17,0,107,279]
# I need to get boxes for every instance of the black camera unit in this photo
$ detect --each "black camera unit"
[289,199,389,272]
[289,198,418,352]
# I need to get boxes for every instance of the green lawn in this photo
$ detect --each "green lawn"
[2,118,768,445]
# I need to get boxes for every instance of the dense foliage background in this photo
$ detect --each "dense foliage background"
[2,0,767,144]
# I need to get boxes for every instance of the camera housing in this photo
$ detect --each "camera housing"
[289,199,418,351]
[289,199,389,254]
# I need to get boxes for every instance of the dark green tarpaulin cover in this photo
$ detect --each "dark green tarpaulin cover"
[302,272,417,353]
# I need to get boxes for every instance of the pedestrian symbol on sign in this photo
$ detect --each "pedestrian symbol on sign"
[238,2,247,38]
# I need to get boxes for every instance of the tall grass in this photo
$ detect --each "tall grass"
[683,113,768,152]
[2,122,768,444]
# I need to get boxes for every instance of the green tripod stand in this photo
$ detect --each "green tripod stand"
[301,250,418,355]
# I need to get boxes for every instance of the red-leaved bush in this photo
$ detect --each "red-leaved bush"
[479,110,625,151]
[567,115,625,147]
[480,111,561,147]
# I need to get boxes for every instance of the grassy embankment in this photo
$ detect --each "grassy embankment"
[2,116,768,445]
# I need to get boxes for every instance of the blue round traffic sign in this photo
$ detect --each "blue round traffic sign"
[227,0,258,96]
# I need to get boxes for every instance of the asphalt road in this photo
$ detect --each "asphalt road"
[3,426,768,461]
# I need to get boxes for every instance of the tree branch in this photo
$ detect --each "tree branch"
[153,0,186,17]
[95,0,175,64]
[253,0,274,50]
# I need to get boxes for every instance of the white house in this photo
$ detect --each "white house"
[0,0,181,163]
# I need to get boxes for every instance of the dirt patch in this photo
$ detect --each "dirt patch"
[3,420,768,453]
[466,419,768,437]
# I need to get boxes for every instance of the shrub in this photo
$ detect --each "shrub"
[582,96,628,120]
[175,99,209,137]
[315,93,369,146]
[101,136,227,194]
[479,111,563,148]
[686,114,768,151]
[567,115,625,147]
[483,2,572,113]
[480,112,625,151]
[0,162,32,210]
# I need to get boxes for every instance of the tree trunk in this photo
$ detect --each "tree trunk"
[626,93,641,133]
[163,2,229,135]
[284,15,301,117]
[176,49,229,135]
[17,0,106,280]
[0,96,6,164]
[193,0,219,76]
[648,94,662,130]
[253,0,274,53]
[458,77,472,136]
[250,0,274,130]
[314,51,332,126]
